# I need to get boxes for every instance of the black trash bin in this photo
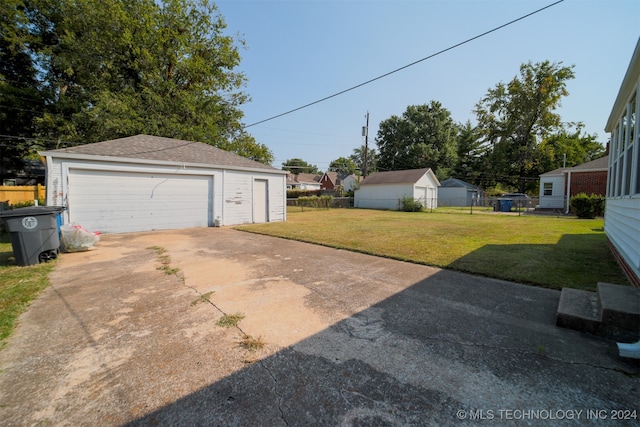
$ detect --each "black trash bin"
[0,206,65,266]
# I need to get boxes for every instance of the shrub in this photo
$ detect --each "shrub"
[398,196,423,212]
[569,193,605,218]
[287,189,322,198]
[297,195,333,209]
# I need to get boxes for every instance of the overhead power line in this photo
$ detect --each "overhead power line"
[243,0,565,129]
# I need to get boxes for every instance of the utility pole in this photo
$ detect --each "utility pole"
[362,111,369,177]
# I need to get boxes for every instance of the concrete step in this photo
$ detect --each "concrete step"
[556,283,640,341]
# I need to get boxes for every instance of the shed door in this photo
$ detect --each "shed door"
[253,179,269,223]
[67,169,213,233]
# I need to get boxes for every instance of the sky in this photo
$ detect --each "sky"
[216,0,640,172]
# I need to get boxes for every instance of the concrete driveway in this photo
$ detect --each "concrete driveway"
[0,228,638,426]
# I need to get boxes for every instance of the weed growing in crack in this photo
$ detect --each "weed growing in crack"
[147,246,167,255]
[147,246,180,275]
[157,265,180,275]
[536,344,546,356]
[239,334,265,351]
[191,291,215,306]
[217,312,245,327]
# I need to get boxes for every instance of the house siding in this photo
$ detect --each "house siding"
[538,175,565,209]
[604,39,639,286]
[604,198,640,284]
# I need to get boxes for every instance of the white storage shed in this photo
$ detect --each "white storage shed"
[354,168,439,210]
[41,135,286,233]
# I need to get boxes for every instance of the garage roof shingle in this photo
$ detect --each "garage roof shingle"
[42,134,278,171]
[359,168,434,185]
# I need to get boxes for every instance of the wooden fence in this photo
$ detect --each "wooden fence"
[0,185,46,206]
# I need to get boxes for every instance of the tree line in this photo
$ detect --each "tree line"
[287,61,605,194]
[0,0,273,181]
[2,1,605,194]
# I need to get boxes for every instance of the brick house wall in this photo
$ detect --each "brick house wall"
[567,171,608,197]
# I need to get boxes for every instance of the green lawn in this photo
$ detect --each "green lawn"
[236,208,629,291]
[0,234,55,350]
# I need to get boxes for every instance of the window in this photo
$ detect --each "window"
[543,182,553,196]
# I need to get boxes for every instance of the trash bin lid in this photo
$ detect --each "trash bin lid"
[0,206,65,218]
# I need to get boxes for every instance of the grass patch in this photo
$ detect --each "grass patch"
[239,333,265,351]
[217,312,245,327]
[235,209,628,291]
[191,291,214,307]
[0,233,55,350]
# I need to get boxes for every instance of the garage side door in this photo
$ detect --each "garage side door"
[68,169,213,233]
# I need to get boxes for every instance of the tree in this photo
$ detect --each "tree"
[0,0,273,166]
[328,157,357,175]
[0,0,46,179]
[474,61,575,192]
[376,101,458,180]
[536,124,605,174]
[349,145,378,175]
[282,158,319,174]
[453,121,486,184]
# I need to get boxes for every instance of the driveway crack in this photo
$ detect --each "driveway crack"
[259,358,289,426]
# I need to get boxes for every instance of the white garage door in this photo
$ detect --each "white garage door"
[68,169,213,233]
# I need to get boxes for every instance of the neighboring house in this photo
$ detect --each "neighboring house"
[40,135,287,233]
[341,174,360,192]
[319,171,359,191]
[286,173,321,190]
[604,38,640,287]
[438,178,483,207]
[354,168,439,210]
[538,156,609,211]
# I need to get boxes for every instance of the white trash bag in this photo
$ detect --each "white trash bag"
[60,224,101,252]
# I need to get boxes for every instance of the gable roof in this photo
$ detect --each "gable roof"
[606,38,640,132]
[570,155,608,171]
[540,156,609,177]
[40,134,279,172]
[439,178,480,190]
[322,171,352,184]
[360,168,439,186]
[294,173,321,184]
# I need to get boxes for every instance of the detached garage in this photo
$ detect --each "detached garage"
[354,168,440,210]
[40,135,286,233]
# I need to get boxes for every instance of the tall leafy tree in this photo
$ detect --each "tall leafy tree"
[536,124,605,173]
[1,0,273,165]
[281,158,319,174]
[328,157,357,175]
[474,60,575,192]
[349,144,378,176]
[0,0,46,179]
[376,101,458,180]
[453,121,485,184]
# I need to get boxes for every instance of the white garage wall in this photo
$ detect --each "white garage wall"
[46,158,286,232]
[222,170,286,225]
[355,183,414,210]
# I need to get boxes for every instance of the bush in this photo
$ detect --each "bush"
[398,196,423,212]
[569,193,605,218]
